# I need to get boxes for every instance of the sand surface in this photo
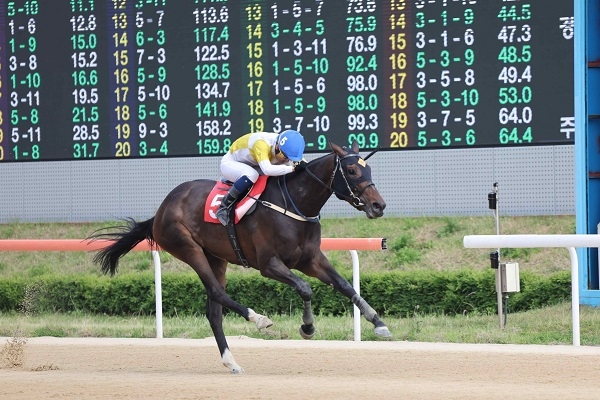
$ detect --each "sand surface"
[2,336,600,399]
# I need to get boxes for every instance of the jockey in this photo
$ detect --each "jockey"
[216,129,307,226]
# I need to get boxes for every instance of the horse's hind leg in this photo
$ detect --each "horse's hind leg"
[204,296,240,372]
[175,249,272,373]
[204,253,273,331]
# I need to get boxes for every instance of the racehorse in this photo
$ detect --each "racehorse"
[91,141,389,373]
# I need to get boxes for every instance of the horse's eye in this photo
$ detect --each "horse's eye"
[347,168,357,176]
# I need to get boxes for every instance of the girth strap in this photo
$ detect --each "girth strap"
[225,206,250,268]
[252,198,320,222]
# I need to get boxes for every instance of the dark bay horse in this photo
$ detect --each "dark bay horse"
[91,141,389,373]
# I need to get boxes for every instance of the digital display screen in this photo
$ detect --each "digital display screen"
[0,0,574,161]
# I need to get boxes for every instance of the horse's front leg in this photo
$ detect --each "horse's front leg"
[304,253,392,338]
[299,298,315,339]
[351,293,391,337]
[259,257,316,339]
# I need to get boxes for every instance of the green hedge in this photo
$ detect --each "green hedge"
[0,270,571,317]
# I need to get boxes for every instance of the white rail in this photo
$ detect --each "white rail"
[0,238,386,342]
[464,234,600,346]
[150,249,365,340]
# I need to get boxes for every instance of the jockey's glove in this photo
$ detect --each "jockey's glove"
[294,160,308,172]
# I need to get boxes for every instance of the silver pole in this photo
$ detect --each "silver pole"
[492,183,504,329]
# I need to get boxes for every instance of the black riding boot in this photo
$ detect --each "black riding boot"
[216,186,242,226]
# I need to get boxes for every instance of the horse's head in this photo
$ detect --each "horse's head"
[330,142,386,219]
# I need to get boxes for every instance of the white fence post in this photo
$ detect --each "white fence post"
[350,250,361,342]
[152,250,163,339]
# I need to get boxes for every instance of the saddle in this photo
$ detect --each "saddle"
[204,175,268,224]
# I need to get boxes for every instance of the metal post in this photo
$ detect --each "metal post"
[489,183,503,328]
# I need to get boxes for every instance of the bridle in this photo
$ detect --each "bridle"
[304,148,378,209]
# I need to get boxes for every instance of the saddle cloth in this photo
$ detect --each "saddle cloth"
[204,175,268,224]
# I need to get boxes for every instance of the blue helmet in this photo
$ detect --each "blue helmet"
[278,130,305,161]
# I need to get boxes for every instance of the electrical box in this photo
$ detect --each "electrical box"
[500,262,520,293]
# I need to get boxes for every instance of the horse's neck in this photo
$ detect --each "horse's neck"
[278,155,335,216]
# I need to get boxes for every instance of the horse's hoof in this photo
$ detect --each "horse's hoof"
[374,326,392,338]
[299,324,315,339]
[256,315,273,330]
[248,309,273,330]
[222,349,245,373]
[230,366,245,374]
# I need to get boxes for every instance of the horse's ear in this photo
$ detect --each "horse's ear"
[351,140,359,153]
[329,142,344,155]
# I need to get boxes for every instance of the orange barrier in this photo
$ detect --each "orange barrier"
[321,238,387,251]
[0,239,150,252]
[0,238,387,252]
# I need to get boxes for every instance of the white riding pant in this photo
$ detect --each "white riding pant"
[220,152,260,183]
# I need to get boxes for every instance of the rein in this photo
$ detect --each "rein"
[253,150,375,222]
[281,176,321,222]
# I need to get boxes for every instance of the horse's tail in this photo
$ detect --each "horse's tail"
[90,217,155,276]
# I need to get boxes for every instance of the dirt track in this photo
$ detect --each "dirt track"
[2,336,600,400]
